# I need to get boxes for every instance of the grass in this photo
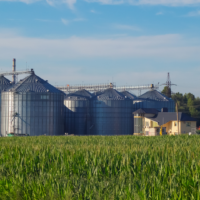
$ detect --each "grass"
[0,135,200,200]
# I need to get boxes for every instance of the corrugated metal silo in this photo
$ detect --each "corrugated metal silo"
[1,71,64,136]
[92,91,103,97]
[0,76,12,136]
[121,91,137,100]
[64,89,92,135]
[89,88,133,135]
[121,91,137,135]
[133,90,175,112]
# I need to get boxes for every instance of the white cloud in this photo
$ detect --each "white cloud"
[187,10,200,16]
[0,31,200,61]
[61,18,70,25]
[2,0,200,6]
[65,0,76,9]
[85,0,123,4]
[0,0,40,3]
[90,9,101,14]
[0,0,76,9]
[42,66,200,97]
[113,24,141,31]
[0,30,200,96]
[85,0,200,6]
[35,19,57,22]
[156,11,163,15]
[130,0,200,6]
[61,18,85,25]
[73,18,86,21]
[46,0,76,9]
[45,0,53,6]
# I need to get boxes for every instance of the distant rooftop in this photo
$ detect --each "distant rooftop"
[147,112,195,126]
[133,108,158,115]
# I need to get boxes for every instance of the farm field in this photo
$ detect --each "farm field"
[0,135,200,200]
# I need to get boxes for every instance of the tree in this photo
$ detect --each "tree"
[187,97,200,117]
[171,92,200,126]
[171,92,184,104]
[161,86,171,98]
[189,107,200,117]
[185,93,195,101]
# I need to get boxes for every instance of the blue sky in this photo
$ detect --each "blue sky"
[0,0,200,96]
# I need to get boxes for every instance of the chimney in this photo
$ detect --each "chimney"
[12,58,16,84]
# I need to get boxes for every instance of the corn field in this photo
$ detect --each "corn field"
[0,135,200,200]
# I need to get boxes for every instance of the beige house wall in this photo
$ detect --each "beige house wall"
[161,121,196,135]
[143,118,196,136]
[144,118,160,136]
[165,121,181,135]
[180,121,196,134]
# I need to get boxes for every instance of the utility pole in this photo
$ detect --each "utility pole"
[176,102,179,135]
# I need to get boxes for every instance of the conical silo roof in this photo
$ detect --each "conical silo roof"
[0,76,12,91]
[65,89,92,100]
[5,73,62,93]
[121,91,137,99]
[138,90,171,101]
[95,88,129,100]
[92,91,103,97]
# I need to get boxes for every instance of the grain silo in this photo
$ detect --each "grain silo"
[64,89,92,135]
[121,91,137,100]
[120,91,137,135]
[0,76,12,136]
[1,71,64,136]
[133,90,175,112]
[89,88,133,135]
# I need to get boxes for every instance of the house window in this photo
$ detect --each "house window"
[174,122,177,126]
[146,122,149,127]
[186,122,191,127]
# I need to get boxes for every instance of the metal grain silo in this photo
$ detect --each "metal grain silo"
[121,91,137,134]
[64,89,92,135]
[89,88,133,135]
[1,71,64,136]
[133,90,175,112]
[121,91,137,100]
[0,76,12,136]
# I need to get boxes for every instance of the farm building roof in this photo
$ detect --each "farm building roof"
[133,108,159,115]
[146,112,196,126]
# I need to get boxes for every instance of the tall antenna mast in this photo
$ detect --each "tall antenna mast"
[166,72,171,98]
[161,72,176,98]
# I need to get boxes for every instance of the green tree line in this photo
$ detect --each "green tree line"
[162,86,200,127]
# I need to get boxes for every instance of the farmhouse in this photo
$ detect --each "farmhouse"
[133,108,196,136]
